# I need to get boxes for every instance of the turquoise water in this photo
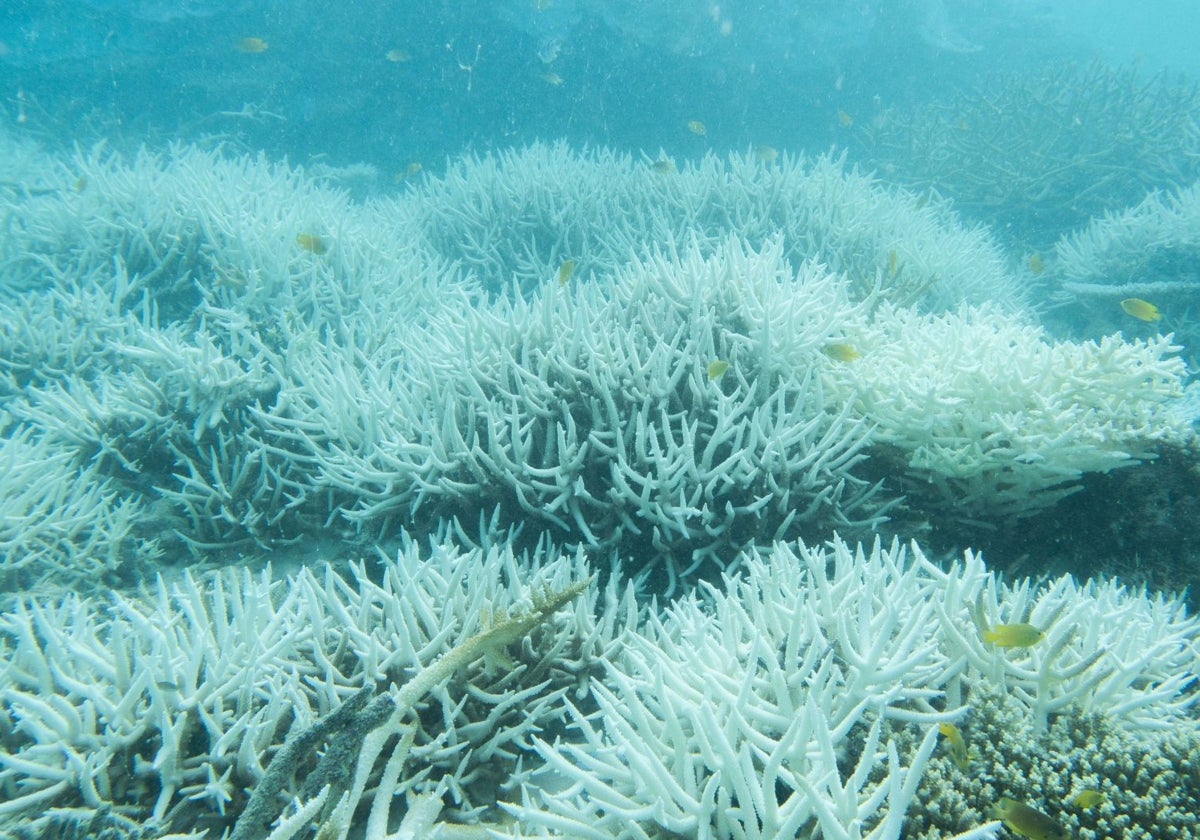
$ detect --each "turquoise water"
[2,1,1193,166]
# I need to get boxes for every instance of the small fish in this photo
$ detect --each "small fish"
[938,722,969,770]
[555,259,575,286]
[1120,297,1162,322]
[887,249,898,276]
[982,623,1045,648]
[1071,789,1105,809]
[539,72,564,86]
[537,36,563,64]
[992,798,1069,840]
[687,120,707,136]
[385,49,412,63]
[394,163,423,183]
[236,37,269,54]
[706,360,730,380]
[651,158,675,174]
[837,109,854,127]
[823,343,861,362]
[1028,253,1045,274]
[753,145,778,163]
[295,233,328,254]
[956,116,970,131]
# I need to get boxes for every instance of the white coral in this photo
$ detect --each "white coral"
[267,237,890,584]
[824,304,1190,518]
[0,538,611,831]
[504,537,1199,839]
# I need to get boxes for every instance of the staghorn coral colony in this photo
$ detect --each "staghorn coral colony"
[1,131,1198,840]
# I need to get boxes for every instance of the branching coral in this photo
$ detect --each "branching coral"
[505,537,1200,839]
[0,538,612,837]
[823,304,1191,521]
[401,141,1021,311]
[857,61,1200,249]
[2,534,1195,839]
[1052,180,1200,353]
[263,238,893,586]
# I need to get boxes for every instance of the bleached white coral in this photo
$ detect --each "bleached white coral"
[264,237,891,585]
[505,537,983,839]
[823,304,1191,519]
[505,537,1199,839]
[1055,181,1200,299]
[0,421,148,593]
[0,537,612,835]
[3,533,1194,839]
[400,141,1022,311]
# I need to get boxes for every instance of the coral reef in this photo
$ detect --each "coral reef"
[823,304,1191,521]
[405,142,1021,311]
[0,138,1193,590]
[857,62,1200,250]
[2,132,1199,840]
[1051,181,1200,359]
[0,537,610,837]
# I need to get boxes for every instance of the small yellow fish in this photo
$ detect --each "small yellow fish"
[1120,297,1162,322]
[837,109,854,127]
[651,158,675,174]
[938,722,969,770]
[982,623,1045,648]
[992,798,1069,840]
[236,37,269,54]
[385,49,412,63]
[295,233,328,255]
[1071,789,1105,809]
[555,259,575,286]
[823,343,861,362]
[687,120,707,136]
[1028,253,1045,274]
[394,162,423,183]
[753,145,778,162]
[887,248,898,276]
[706,360,730,380]
[539,72,564,86]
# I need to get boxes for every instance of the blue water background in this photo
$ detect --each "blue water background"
[3,0,1196,170]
